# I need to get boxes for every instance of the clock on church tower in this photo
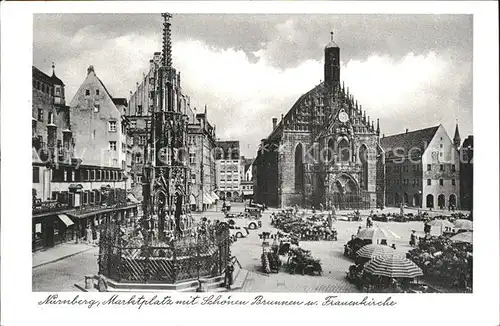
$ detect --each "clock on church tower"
[338,110,349,123]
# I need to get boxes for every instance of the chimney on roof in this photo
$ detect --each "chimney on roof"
[87,65,94,75]
[406,128,409,134]
[382,134,385,138]
[149,59,154,71]
[281,113,284,121]
[272,117,278,129]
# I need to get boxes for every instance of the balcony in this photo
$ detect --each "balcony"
[32,200,69,215]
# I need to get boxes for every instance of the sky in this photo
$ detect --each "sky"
[33,14,473,158]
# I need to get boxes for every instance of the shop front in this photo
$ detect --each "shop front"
[32,212,76,252]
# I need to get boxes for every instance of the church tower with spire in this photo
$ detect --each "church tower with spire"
[453,122,461,149]
[324,31,340,93]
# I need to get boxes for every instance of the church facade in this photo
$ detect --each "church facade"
[254,34,385,209]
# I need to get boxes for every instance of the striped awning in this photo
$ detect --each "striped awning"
[203,194,213,205]
[364,254,423,279]
[211,191,220,200]
[357,227,401,241]
[356,244,396,259]
[58,214,74,227]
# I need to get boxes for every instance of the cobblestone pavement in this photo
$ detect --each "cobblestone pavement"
[32,202,466,292]
[215,204,445,293]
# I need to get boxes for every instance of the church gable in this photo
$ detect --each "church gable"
[319,83,378,140]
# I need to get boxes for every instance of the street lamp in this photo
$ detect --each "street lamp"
[123,174,129,225]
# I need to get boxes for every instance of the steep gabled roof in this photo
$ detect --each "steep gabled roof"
[380,125,440,160]
[97,76,114,100]
[267,82,324,141]
[33,66,55,86]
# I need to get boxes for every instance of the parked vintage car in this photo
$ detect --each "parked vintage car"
[244,207,262,219]
[246,199,266,212]
[227,220,249,239]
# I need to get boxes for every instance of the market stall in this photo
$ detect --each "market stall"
[407,235,472,292]
[361,254,424,293]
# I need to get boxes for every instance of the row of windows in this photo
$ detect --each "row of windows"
[388,179,420,186]
[428,179,456,186]
[36,108,55,124]
[219,160,239,164]
[50,188,123,206]
[33,80,54,96]
[32,166,125,183]
[427,164,456,172]
[85,89,100,96]
[388,178,456,187]
[241,185,253,190]
[388,164,457,173]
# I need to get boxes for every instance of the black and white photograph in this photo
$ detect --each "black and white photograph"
[29,12,476,294]
[0,2,499,326]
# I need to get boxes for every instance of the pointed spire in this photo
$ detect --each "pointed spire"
[363,110,366,122]
[355,100,358,110]
[51,62,56,75]
[204,104,207,115]
[371,120,374,132]
[453,120,461,148]
[330,31,334,42]
[368,115,370,126]
[376,118,380,135]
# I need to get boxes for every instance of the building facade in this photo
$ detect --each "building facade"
[241,158,254,200]
[459,135,473,210]
[32,65,78,250]
[187,109,218,211]
[381,124,461,210]
[254,34,385,209]
[32,65,139,252]
[215,141,244,200]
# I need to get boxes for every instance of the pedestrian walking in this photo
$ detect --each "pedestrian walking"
[319,203,324,212]
[357,226,362,234]
[92,226,98,245]
[85,225,93,245]
[424,221,431,235]
[410,230,417,247]
[366,216,372,228]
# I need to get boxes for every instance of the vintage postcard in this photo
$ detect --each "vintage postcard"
[0,2,498,326]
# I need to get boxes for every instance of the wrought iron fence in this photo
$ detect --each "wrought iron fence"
[331,191,370,210]
[98,221,230,284]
